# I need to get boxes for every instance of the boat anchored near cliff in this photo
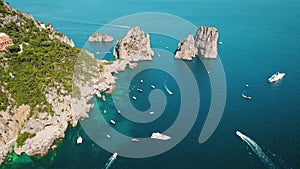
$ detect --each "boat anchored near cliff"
[268,72,285,83]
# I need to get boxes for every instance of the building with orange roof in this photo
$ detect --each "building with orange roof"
[0,33,13,51]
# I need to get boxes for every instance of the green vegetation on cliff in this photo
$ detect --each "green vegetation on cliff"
[0,1,80,113]
[16,132,36,148]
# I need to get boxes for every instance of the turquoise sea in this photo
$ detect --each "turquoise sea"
[2,0,300,169]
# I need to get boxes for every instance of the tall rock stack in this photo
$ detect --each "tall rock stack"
[175,26,219,60]
[194,26,219,59]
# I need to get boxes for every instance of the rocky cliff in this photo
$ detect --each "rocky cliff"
[175,26,219,60]
[0,1,92,164]
[113,26,154,62]
[89,32,114,42]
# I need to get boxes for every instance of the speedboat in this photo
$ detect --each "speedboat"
[241,93,252,100]
[150,132,171,140]
[110,120,116,125]
[268,72,285,83]
[111,153,118,160]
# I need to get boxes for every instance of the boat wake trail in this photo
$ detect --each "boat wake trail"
[163,80,173,95]
[236,131,277,169]
[103,153,118,169]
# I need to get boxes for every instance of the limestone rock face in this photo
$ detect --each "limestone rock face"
[89,33,114,42]
[174,34,196,61]
[194,26,219,59]
[113,26,154,62]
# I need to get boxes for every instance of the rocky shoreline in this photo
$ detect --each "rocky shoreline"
[0,2,219,164]
[0,2,87,164]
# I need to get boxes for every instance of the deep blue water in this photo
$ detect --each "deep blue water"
[2,0,300,169]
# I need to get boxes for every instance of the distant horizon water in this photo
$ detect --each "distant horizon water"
[2,0,300,169]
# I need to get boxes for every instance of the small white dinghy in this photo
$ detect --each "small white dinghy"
[110,120,116,125]
[77,136,83,144]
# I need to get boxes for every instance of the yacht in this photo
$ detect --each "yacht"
[268,72,285,83]
[150,132,171,140]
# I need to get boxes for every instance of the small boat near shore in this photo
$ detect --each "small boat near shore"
[131,138,140,142]
[77,136,83,144]
[268,72,285,83]
[110,120,116,125]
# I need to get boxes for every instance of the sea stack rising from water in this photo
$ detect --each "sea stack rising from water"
[175,26,219,60]
[113,26,154,62]
[93,26,154,95]
[194,26,219,58]
[174,34,196,61]
[88,32,114,42]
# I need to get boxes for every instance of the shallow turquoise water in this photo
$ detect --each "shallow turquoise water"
[2,0,300,168]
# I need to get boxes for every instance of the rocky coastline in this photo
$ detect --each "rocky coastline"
[0,2,88,164]
[0,1,219,164]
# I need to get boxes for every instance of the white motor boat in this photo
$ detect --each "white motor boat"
[150,132,171,140]
[111,152,118,160]
[110,120,116,125]
[76,136,83,144]
[268,72,285,83]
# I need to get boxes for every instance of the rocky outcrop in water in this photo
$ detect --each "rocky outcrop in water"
[93,26,153,96]
[113,26,154,62]
[89,32,114,42]
[175,26,219,60]
[194,26,218,59]
[174,35,196,61]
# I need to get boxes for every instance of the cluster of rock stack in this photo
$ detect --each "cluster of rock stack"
[175,26,219,60]
[88,32,114,42]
